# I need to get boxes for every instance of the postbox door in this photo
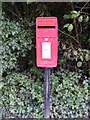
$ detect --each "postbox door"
[36,37,57,67]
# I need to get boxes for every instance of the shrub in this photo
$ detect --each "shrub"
[50,69,88,118]
[0,70,88,118]
[1,14,33,74]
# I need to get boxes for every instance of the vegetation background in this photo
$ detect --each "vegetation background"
[0,1,90,119]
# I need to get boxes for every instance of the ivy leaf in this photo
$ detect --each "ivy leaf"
[73,50,77,56]
[6,34,8,38]
[63,14,71,19]
[77,62,82,67]
[77,11,80,17]
[12,31,15,35]
[0,82,4,89]
[85,54,89,61]
[63,23,69,28]
[78,16,83,22]
[85,16,89,22]
[71,10,77,14]
[78,48,81,52]
[68,24,73,32]
[80,56,84,61]
[71,11,80,19]
[63,45,66,50]
[71,14,77,19]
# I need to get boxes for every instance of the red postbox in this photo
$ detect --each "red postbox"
[36,17,58,68]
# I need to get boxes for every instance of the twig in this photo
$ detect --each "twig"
[58,29,81,47]
[75,5,90,9]
[80,1,90,12]
[12,3,22,19]
[71,2,80,44]
[81,12,90,16]
[3,7,21,21]
[80,23,82,34]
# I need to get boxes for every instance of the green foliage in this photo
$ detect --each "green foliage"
[50,70,88,118]
[1,73,30,118]
[63,23,69,28]
[1,14,33,73]
[0,70,88,118]
[85,54,89,61]
[85,16,89,22]
[61,8,89,71]
[68,24,73,32]
[77,61,82,67]
[71,11,80,19]
[63,10,89,32]
[63,11,80,20]
[63,14,71,19]
[0,72,44,118]
[60,45,90,69]
[78,16,83,23]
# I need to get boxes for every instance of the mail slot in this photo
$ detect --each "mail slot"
[36,17,58,68]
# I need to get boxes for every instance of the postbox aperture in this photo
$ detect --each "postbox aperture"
[36,17,58,68]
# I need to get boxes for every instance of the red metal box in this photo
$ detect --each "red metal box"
[36,17,58,68]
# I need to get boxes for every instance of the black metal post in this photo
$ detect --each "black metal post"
[44,68,50,118]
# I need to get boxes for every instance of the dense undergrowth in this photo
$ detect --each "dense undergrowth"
[0,2,90,119]
[0,70,89,118]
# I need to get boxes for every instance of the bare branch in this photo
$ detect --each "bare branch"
[71,2,80,44]
[3,6,22,21]
[81,12,90,16]
[75,5,90,9]
[58,29,81,47]
[80,2,90,12]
